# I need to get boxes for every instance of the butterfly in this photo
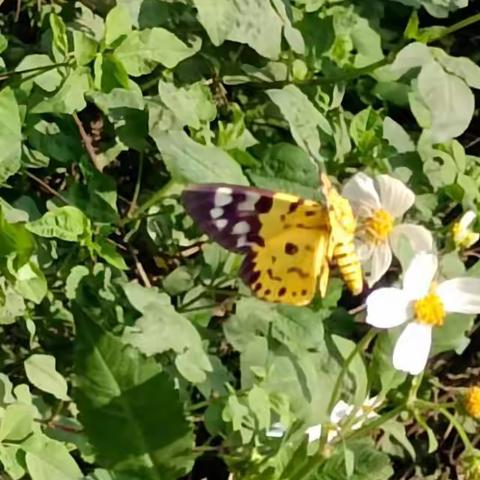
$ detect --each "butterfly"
[182,174,363,306]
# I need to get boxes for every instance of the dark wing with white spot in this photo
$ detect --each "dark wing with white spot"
[182,183,331,305]
[182,183,278,253]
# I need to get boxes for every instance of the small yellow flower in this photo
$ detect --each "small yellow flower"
[465,386,480,418]
[452,210,479,250]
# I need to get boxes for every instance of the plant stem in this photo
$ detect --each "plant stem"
[0,61,71,81]
[433,12,480,41]
[327,328,377,414]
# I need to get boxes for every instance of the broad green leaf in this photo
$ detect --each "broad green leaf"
[73,31,98,66]
[267,85,331,161]
[248,142,319,198]
[123,293,212,383]
[24,354,69,401]
[115,28,200,76]
[415,61,474,143]
[382,117,415,153]
[26,206,90,242]
[93,239,128,270]
[193,0,282,59]
[350,107,383,152]
[150,130,248,185]
[0,88,22,184]
[316,439,393,480]
[0,279,25,325]
[105,5,132,47]
[432,312,474,355]
[157,81,216,130]
[15,54,62,92]
[31,67,91,114]
[370,330,407,394]
[23,434,83,480]
[432,48,480,89]
[12,260,47,304]
[123,282,169,314]
[74,306,195,477]
[247,385,271,430]
[350,17,383,68]
[162,267,194,295]
[0,404,35,442]
[94,53,130,93]
[270,0,305,54]
[376,42,432,81]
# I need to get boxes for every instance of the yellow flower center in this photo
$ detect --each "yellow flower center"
[452,221,479,250]
[413,292,445,327]
[364,209,394,243]
[465,386,480,418]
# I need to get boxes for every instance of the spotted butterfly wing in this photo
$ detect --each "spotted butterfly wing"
[182,183,331,306]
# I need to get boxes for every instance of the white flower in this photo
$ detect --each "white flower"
[342,172,433,286]
[452,210,479,250]
[305,397,381,443]
[366,252,480,375]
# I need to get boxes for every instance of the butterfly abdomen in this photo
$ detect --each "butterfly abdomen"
[332,242,363,295]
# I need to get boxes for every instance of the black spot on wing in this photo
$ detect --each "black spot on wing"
[284,242,298,255]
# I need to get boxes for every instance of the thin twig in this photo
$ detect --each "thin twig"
[15,0,21,22]
[127,154,144,217]
[72,112,103,172]
[129,247,151,288]
[26,171,69,204]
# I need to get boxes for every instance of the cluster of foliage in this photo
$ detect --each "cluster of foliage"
[1,0,480,479]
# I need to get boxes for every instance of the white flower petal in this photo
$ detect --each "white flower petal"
[390,224,434,258]
[266,422,286,438]
[355,239,374,262]
[342,172,381,213]
[367,241,392,286]
[393,322,432,375]
[366,287,411,328]
[437,278,480,314]
[402,252,438,300]
[306,424,322,443]
[376,175,415,218]
[459,210,476,230]
[330,400,353,424]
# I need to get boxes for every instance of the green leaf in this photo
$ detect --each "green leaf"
[31,67,91,114]
[23,434,83,480]
[317,440,393,480]
[382,117,415,153]
[162,267,194,295]
[266,85,331,161]
[115,28,200,76]
[0,278,25,325]
[193,0,282,59]
[157,81,216,130]
[94,53,130,93]
[332,335,368,406]
[150,130,248,185]
[74,305,195,477]
[432,48,480,90]
[370,330,407,394]
[15,54,63,92]
[24,354,69,401]
[248,142,319,198]
[26,206,90,242]
[350,17,383,68]
[414,61,474,143]
[349,107,383,152]
[0,88,22,184]
[105,5,132,47]
[93,239,128,270]
[65,265,90,300]
[49,13,68,59]
[12,259,47,304]
[73,31,98,66]
[123,288,212,383]
[0,404,35,441]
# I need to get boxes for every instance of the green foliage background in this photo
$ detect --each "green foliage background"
[0,0,479,479]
